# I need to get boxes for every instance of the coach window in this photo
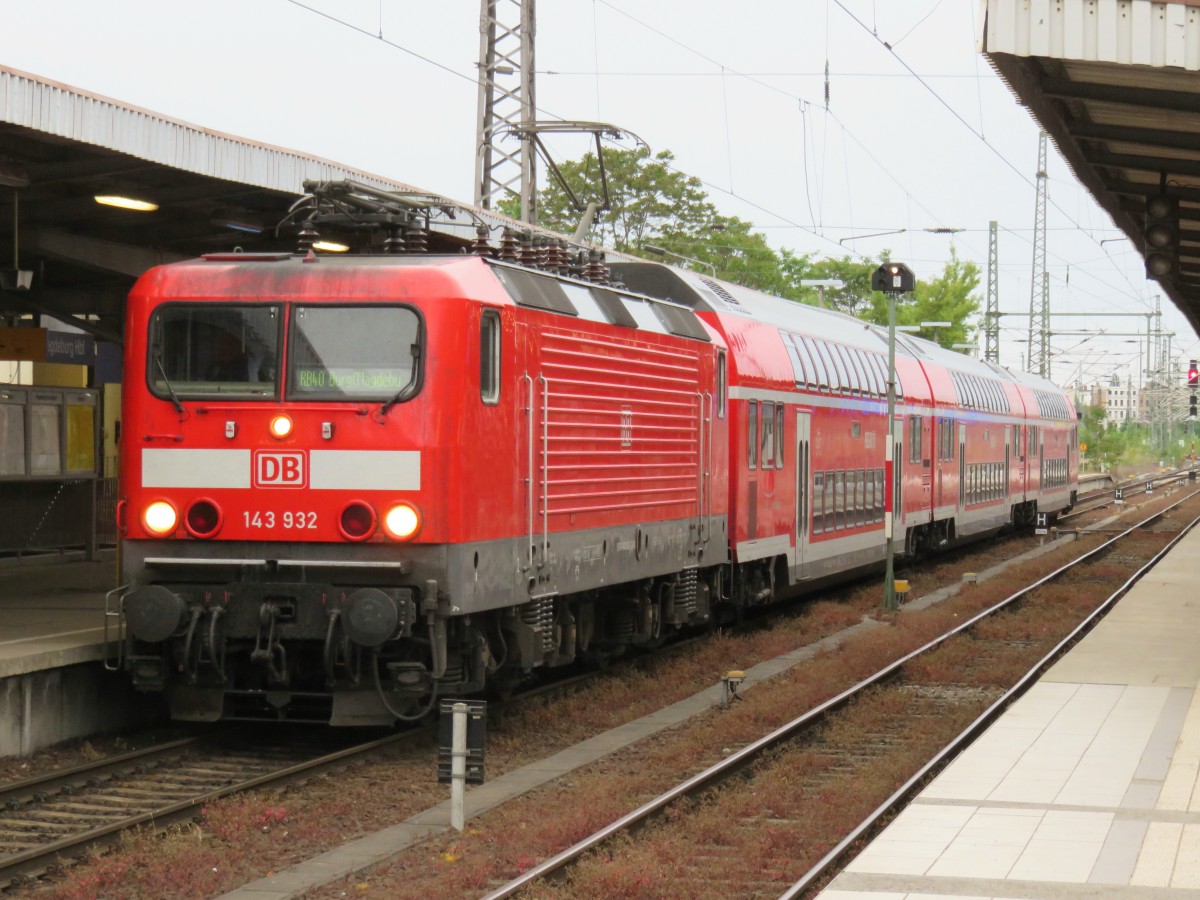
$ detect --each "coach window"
[783,334,808,387]
[813,472,825,533]
[717,352,727,418]
[942,418,955,461]
[909,415,922,463]
[849,349,870,396]
[480,310,501,404]
[863,351,881,396]
[775,404,785,469]
[761,401,776,467]
[829,344,851,393]
[834,345,859,395]
[817,341,840,392]
[824,471,835,531]
[803,336,829,390]
[748,401,759,469]
[834,471,846,529]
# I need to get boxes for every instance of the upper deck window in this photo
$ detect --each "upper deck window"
[148,304,280,400]
[287,305,422,402]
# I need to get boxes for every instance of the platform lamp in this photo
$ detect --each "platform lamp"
[871,262,916,612]
[919,321,952,346]
[799,278,844,309]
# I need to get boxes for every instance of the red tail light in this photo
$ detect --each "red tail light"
[185,499,222,539]
[339,501,376,541]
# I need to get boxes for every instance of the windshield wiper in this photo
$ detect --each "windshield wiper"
[379,346,420,417]
[154,356,185,414]
[379,385,409,417]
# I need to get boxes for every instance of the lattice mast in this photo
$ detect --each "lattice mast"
[1028,132,1050,378]
[985,219,1000,363]
[475,0,537,223]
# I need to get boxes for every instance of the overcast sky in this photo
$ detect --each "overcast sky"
[4,0,1193,388]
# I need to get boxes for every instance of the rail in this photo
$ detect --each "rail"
[0,729,423,885]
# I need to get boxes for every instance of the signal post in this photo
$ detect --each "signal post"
[872,262,916,612]
[1189,359,1198,424]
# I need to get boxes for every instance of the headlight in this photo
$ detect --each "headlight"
[269,413,293,439]
[383,502,421,541]
[143,500,179,536]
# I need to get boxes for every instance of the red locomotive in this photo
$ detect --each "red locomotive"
[112,184,1077,724]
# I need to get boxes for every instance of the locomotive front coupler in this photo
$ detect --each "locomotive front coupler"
[250,601,289,686]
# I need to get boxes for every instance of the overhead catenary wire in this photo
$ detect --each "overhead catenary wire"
[283,0,1159,327]
[831,0,1151,307]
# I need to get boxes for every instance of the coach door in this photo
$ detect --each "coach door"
[1005,426,1012,500]
[795,411,811,570]
[958,424,967,507]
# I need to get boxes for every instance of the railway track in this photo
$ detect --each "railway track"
[8,480,1178,895]
[482,489,1200,898]
[0,727,420,887]
[1061,465,1195,521]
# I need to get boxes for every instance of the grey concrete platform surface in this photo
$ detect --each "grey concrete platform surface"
[0,551,115,678]
[0,551,152,756]
[820,523,1200,900]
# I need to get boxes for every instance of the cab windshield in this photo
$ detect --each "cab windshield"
[286,305,421,402]
[148,304,280,399]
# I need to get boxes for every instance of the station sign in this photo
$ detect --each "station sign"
[0,327,96,364]
[45,330,96,364]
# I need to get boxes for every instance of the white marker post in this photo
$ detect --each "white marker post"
[450,701,467,831]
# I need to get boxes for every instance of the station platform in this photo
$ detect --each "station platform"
[0,552,152,757]
[0,551,115,678]
[820,522,1200,898]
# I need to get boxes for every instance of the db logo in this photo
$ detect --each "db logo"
[253,450,307,488]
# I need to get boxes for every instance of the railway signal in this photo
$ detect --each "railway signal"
[872,262,916,294]
[1144,193,1179,279]
[1188,360,1198,387]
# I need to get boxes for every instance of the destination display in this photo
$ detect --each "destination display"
[294,367,410,391]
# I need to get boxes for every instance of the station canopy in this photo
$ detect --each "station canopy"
[0,65,526,346]
[982,0,1200,336]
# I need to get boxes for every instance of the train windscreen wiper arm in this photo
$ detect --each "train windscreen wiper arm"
[154,356,185,414]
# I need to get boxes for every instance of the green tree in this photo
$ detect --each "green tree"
[863,249,981,348]
[518,145,982,350]
[517,146,720,251]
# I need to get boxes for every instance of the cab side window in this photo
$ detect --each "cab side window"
[480,310,500,404]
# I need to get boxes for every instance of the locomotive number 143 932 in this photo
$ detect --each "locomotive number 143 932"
[242,510,318,529]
